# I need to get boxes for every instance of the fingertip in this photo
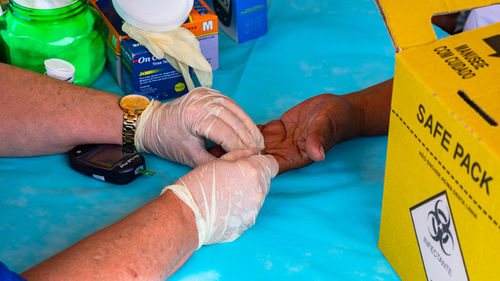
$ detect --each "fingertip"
[262,154,279,178]
[248,147,259,155]
[305,129,329,162]
[305,140,326,162]
[319,146,326,161]
[311,150,326,162]
[248,123,265,152]
[257,131,265,151]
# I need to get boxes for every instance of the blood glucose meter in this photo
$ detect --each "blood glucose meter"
[69,144,151,185]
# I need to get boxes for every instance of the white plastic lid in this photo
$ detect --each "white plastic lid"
[44,58,75,83]
[14,0,78,9]
[112,0,194,32]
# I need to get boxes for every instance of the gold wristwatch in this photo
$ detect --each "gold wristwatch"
[119,94,151,147]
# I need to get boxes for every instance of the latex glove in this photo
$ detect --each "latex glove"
[135,87,265,167]
[123,23,212,91]
[162,149,279,248]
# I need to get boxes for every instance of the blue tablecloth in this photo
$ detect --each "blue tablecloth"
[0,0,409,280]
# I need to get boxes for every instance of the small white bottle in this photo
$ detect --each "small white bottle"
[44,58,75,83]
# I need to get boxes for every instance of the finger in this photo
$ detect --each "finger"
[305,114,335,162]
[275,157,291,175]
[259,120,295,174]
[190,88,264,150]
[208,144,226,158]
[196,107,258,152]
[251,154,279,179]
[247,154,279,195]
[260,120,286,146]
[208,92,265,150]
[185,145,216,167]
[221,148,258,162]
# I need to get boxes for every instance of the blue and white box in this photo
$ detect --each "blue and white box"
[120,39,191,100]
[212,0,267,43]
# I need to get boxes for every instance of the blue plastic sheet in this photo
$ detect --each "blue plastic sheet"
[0,0,404,279]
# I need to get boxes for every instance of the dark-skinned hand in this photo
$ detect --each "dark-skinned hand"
[257,94,361,174]
[209,79,393,174]
[209,94,360,174]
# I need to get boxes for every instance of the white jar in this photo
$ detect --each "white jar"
[112,0,194,32]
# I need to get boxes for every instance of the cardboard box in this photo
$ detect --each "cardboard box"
[120,39,189,100]
[211,0,267,43]
[377,1,500,280]
[90,0,218,100]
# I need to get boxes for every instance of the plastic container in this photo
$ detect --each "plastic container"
[44,58,75,82]
[112,0,193,32]
[0,0,106,86]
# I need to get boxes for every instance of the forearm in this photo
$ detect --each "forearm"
[0,63,123,156]
[342,78,393,137]
[21,190,198,281]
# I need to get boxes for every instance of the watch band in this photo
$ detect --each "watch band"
[119,94,150,150]
[122,111,138,147]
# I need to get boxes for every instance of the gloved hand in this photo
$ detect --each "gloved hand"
[162,149,279,248]
[135,87,265,167]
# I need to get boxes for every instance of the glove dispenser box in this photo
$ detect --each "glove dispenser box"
[91,0,218,100]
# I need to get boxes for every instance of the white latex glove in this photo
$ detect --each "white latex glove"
[135,87,265,167]
[162,149,279,248]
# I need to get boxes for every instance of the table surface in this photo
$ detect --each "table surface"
[0,0,425,280]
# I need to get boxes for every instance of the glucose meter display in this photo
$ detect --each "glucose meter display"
[83,145,126,169]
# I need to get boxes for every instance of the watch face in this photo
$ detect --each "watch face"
[120,95,150,112]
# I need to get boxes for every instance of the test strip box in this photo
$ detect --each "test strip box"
[90,0,218,100]
[210,0,267,43]
[377,0,500,280]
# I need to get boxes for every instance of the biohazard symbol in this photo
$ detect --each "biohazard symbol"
[427,200,455,256]
[483,35,500,58]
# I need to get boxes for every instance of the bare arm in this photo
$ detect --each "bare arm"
[19,149,279,281]
[21,191,198,281]
[1,63,265,169]
[342,78,393,137]
[1,63,123,156]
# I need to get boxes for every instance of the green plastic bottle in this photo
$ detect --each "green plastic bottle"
[0,0,105,86]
